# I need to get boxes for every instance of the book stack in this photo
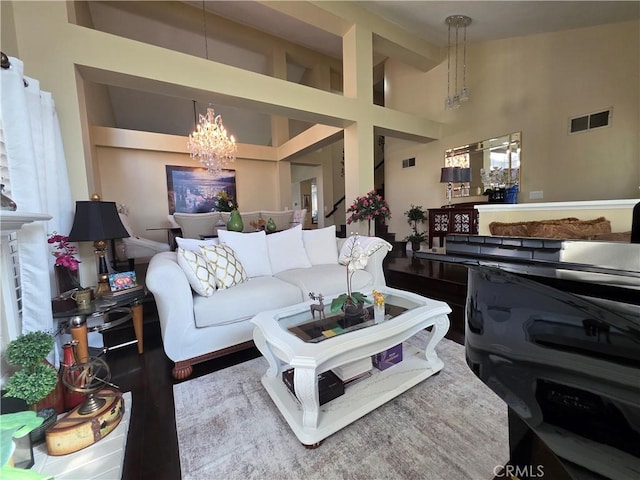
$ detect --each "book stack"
[282,368,344,406]
[332,357,373,383]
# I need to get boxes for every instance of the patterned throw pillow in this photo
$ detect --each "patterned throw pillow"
[200,245,248,289]
[176,247,217,297]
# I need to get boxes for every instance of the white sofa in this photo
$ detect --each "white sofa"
[145,225,391,379]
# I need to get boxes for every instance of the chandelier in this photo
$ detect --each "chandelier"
[187,104,237,175]
[444,15,472,110]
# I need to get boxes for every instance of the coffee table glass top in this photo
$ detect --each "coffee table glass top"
[276,291,421,343]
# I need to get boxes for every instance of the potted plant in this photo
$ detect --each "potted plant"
[330,234,371,318]
[48,232,83,296]
[3,331,60,442]
[404,205,427,251]
[346,190,391,236]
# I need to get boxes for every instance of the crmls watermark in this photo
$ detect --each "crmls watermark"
[493,464,545,478]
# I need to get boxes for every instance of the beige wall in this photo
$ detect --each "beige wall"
[96,146,280,242]
[384,20,640,240]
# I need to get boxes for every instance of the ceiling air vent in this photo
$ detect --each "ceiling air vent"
[569,108,612,134]
[402,158,416,168]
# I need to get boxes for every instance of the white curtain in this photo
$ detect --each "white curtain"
[0,56,74,335]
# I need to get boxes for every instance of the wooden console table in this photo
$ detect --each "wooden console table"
[428,206,479,249]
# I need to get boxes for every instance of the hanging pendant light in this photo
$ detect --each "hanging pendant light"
[186,2,237,175]
[444,15,472,110]
[187,102,237,176]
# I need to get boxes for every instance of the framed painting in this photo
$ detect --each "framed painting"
[166,166,237,214]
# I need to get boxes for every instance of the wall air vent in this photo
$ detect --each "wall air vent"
[402,158,416,168]
[569,108,612,134]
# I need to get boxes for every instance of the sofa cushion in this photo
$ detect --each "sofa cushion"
[193,276,303,327]
[275,264,373,299]
[266,225,312,274]
[173,212,222,239]
[200,245,248,289]
[176,247,217,297]
[302,225,339,265]
[217,230,273,277]
[175,237,219,251]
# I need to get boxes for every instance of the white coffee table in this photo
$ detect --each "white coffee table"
[251,286,451,446]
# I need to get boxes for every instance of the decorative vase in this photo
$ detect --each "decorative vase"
[226,209,243,232]
[54,265,80,296]
[35,360,65,415]
[411,240,421,252]
[71,287,92,309]
[339,301,368,329]
[61,343,85,412]
[266,217,277,233]
[374,304,385,324]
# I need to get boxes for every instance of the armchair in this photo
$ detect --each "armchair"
[115,207,170,267]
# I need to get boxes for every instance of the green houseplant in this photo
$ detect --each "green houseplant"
[3,332,58,409]
[404,205,427,251]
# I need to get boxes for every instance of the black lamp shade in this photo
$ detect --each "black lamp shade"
[68,201,130,242]
[440,167,461,183]
[441,167,471,183]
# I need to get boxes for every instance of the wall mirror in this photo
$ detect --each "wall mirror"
[445,132,521,196]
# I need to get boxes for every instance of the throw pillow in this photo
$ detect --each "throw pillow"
[200,244,248,289]
[176,247,217,297]
[217,230,273,277]
[302,225,338,265]
[175,237,220,251]
[266,225,312,274]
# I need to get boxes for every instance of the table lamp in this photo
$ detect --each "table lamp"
[440,167,462,207]
[68,194,130,296]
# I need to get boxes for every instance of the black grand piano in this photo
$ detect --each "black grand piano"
[417,235,640,480]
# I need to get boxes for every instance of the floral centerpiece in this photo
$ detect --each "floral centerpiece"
[330,234,371,315]
[48,232,82,292]
[214,191,236,212]
[346,190,391,236]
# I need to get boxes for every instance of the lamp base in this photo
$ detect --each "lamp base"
[95,280,111,297]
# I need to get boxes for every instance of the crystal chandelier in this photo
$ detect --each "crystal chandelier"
[445,15,472,110]
[187,104,237,176]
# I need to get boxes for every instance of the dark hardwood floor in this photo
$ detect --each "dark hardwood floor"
[104,306,261,480]
[103,255,469,479]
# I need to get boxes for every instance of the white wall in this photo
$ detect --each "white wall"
[384,20,640,240]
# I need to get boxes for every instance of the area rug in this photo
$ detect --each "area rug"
[174,334,509,480]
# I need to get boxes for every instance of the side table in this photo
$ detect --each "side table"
[427,206,479,249]
[54,289,147,360]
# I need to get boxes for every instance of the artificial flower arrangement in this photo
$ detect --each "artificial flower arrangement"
[330,234,371,313]
[372,290,385,308]
[345,190,391,235]
[48,233,80,271]
[214,191,236,212]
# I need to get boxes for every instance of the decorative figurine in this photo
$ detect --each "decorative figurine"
[309,292,325,319]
